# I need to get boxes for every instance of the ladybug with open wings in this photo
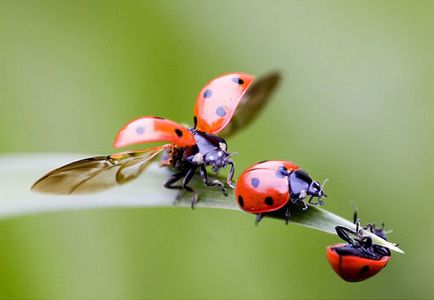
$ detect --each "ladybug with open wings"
[32,72,281,207]
[326,211,392,282]
[235,160,327,224]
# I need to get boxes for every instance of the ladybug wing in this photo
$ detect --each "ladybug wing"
[31,146,168,194]
[113,116,196,148]
[194,73,255,134]
[220,71,281,138]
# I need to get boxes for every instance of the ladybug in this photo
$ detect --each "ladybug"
[235,160,327,224]
[32,72,281,207]
[326,212,392,282]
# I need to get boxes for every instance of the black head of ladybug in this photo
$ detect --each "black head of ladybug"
[189,131,233,170]
[288,169,327,204]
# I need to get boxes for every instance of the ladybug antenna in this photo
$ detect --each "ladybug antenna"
[335,226,356,244]
[313,178,329,204]
[365,223,374,232]
[321,178,329,192]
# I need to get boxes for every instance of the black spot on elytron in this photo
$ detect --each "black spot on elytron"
[216,106,226,117]
[238,195,244,207]
[359,265,370,275]
[264,197,274,206]
[193,116,198,127]
[276,166,287,178]
[175,129,183,137]
[251,178,260,188]
[232,77,244,85]
[135,126,145,135]
[153,116,164,120]
[203,89,213,98]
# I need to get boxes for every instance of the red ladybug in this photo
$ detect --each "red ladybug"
[32,72,281,207]
[235,160,327,224]
[326,213,392,282]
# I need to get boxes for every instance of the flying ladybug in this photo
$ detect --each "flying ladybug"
[31,72,281,207]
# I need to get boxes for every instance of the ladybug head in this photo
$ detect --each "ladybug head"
[204,148,233,171]
[307,178,327,199]
[191,131,233,171]
[203,140,233,172]
[288,170,327,204]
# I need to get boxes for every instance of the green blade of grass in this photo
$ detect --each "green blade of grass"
[0,154,403,254]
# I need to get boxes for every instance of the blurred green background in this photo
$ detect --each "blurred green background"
[1,0,433,298]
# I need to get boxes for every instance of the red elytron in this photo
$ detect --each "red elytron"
[32,72,280,207]
[113,117,196,148]
[235,160,327,224]
[326,213,392,282]
[194,74,254,133]
[326,244,390,282]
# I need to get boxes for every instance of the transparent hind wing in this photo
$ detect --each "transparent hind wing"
[220,71,281,138]
[31,146,168,194]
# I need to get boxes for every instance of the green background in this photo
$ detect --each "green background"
[1,0,433,298]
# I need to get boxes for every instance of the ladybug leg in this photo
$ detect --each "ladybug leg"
[181,166,199,209]
[355,218,362,233]
[284,204,291,225]
[199,165,228,196]
[226,161,236,189]
[255,213,264,225]
[308,196,316,205]
[164,168,198,208]
[365,223,374,232]
[374,244,392,256]
[335,226,357,244]
[290,196,308,210]
[308,195,325,206]
[353,210,359,224]
[164,170,189,202]
[298,199,309,210]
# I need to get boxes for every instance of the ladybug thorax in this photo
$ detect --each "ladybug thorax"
[190,130,231,170]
